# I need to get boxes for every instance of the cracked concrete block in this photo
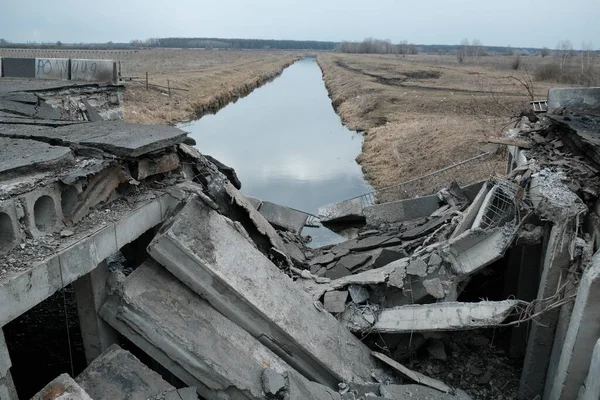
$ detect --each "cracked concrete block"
[31,373,93,400]
[346,301,519,333]
[319,197,364,223]
[0,199,21,253]
[1,58,35,78]
[243,195,263,210]
[258,201,308,233]
[101,260,342,400]
[423,278,445,299]
[34,58,70,80]
[364,195,441,225]
[18,183,63,237]
[407,258,428,277]
[75,344,174,400]
[71,59,116,83]
[134,153,181,180]
[324,290,348,314]
[262,368,286,397]
[147,196,377,386]
[547,87,600,113]
[443,225,517,276]
[428,252,443,267]
[0,137,74,178]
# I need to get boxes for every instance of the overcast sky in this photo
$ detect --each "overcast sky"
[1,0,598,49]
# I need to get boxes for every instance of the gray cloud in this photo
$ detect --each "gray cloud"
[1,0,598,48]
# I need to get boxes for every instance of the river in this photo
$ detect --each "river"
[179,57,372,247]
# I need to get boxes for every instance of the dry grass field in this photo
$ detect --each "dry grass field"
[317,53,587,190]
[0,48,301,124]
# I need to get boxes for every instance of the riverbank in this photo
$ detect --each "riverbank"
[121,50,302,124]
[316,53,559,190]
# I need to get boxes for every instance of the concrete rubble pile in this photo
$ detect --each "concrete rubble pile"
[1,79,600,400]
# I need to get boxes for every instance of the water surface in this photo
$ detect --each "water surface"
[180,57,372,246]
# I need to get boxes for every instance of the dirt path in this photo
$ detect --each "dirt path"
[317,53,558,191]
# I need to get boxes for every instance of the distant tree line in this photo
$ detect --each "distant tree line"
[130,37,337,50]
[338,38,418,55]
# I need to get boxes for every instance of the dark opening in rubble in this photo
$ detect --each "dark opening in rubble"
[61,185,79,217]
[0,212,16,251]
[33,195,57,232]
[3,285,87,399]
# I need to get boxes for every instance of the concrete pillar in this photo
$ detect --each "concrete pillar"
[519,224,572,399]
[545,253,600,400]
[73,261,119,365]
[0,328,18,400]
[580,339,600,400]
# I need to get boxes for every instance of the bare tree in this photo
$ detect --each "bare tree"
[457,39,469,63]
[471,39,483,63]
[540,47,550,57]
[557,39,573,71]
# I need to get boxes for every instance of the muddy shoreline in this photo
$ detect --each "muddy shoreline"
[190,57,301,120]
[123,52,302,125]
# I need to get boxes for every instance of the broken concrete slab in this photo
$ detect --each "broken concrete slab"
[546,253,600,400]
[304,258,408,301]
[31,374,93,400]
[452,183,492,238]
[380,384,472,400]
[319,197,364,223]
[2,92,38,105]
[243,194,263,210]
[149,388,198,400]
[0,137,73,178]
[547,87,600,114]
[0,191,179,326]
[101,260,290,399]
[204,154,241,189]
[133,153,180,180]
[0,121,187,158]
[101,260,343,400]
[401,213,455,240]
[258,201,308,233]
[222,182,291,259]
[364,194,441,225]
[147,196,377,386]
[76,344,174,400]
[348,301,519,333]
[372,352,453,394]
[337,253,373,271]
[442,225,517,276]
[309,251,336,266]
[0,99,60,120]
[325,263,352,279]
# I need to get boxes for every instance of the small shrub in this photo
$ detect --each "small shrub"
[511,55,521,70]
[534,63,561,82]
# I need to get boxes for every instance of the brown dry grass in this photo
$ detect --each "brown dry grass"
[317,53,572,190]
[121,50,301,124]
[0,48,301,124]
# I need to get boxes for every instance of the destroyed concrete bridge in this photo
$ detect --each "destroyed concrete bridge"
[0,65,600,400]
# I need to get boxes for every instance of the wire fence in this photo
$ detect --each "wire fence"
[351,151,501,208]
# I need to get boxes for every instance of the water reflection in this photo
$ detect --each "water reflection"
[179,57,372,246]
